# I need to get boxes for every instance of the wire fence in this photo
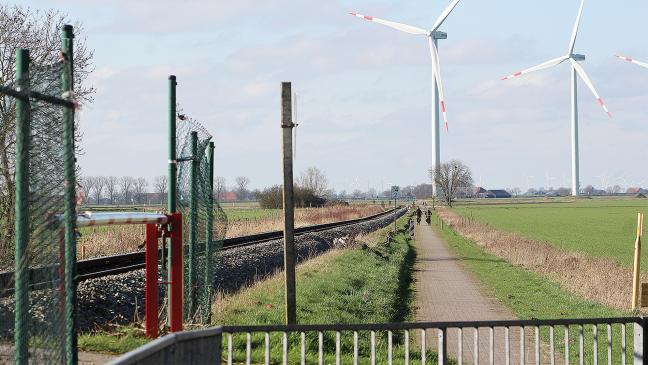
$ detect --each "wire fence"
[175,110,228,325]
[0,26,78,364]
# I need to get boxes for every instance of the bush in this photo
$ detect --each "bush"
[258,185,326,209]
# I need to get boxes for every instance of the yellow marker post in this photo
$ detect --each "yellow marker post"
[632,212,644,310]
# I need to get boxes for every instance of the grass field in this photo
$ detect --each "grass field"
[453,198,648,269]
[430,210,634,363]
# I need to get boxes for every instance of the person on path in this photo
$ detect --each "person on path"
[416,207,422,225]
[408,218,415,239]
[425,209,431,225]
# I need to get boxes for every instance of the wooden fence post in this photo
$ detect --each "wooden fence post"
[632,213,644,310]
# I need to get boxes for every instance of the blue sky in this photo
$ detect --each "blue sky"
[23,0,648,192]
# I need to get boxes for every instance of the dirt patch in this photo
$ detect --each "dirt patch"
[437,208,642,312]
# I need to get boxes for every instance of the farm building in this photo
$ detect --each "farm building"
[486,189,512,198]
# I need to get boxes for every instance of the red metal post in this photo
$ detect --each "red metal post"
[169,212,183,332]
[144,223,158,338]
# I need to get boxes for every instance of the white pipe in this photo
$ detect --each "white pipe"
[74,212,169,227]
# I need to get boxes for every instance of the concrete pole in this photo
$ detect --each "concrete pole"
[571,64,580,197]
[431,37,441,197]
[281,82,297,324]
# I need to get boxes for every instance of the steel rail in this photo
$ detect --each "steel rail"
[0,208,401,294]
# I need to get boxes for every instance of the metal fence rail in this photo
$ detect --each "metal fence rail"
[109,317,648,365]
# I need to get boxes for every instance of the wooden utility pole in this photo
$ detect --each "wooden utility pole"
[632,212,644,310]
[281,82,297,324]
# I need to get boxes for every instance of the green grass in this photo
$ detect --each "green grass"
[430,209,634,363]
[222,207,281,220]
[78,325,149,355]
[214,215,449,363]
[454,199,648,269]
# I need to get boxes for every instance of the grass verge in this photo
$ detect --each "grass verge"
[430,210,634,363]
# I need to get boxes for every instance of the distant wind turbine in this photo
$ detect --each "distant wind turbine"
[615,55,648,69]
[502,0,611,197]
[350,0,462,197]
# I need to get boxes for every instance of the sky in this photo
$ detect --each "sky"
[21,0,648,193]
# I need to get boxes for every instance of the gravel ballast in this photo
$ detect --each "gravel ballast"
[0,208,407,334]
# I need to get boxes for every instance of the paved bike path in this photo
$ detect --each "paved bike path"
[413,221,558,364]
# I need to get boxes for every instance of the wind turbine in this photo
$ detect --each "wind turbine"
[502,0,611,197]
[615,55,648,69]
[350,0,461,197]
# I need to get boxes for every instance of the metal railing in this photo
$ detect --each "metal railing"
[108,317,648,365]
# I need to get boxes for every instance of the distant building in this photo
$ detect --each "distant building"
[627,187,648,195]
[486,190,512,199]
[220,191,238,202]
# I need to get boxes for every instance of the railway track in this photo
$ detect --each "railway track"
[0,208,399,294]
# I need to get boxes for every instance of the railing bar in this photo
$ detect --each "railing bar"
[474,327,479,365]
[220,317,642,333]
[621,323,626,365]
[246,332,251,365]
[607,323,611,365]
[318,331,323,365]
[579,325,584,365]
[438,328,446,365]
[371,330,377,365]
[354,331,359,365]
[520,326,525,365]
[550,326,555,365]
[490,327,494,365]
[593,324,598,365]
[505,326,510,365]
[388,330,393,365]
[265,332,270,365]
[405,329,410,365]
[283,332,288,365]
[565,325,570,365]
[301,332,306,365]
[422,329,427,365]
[458,327,463,365]
[535,326,540,365]
[336,331,341,365]
[228,333,233,365]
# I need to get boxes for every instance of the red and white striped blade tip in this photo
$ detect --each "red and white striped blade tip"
[444,122,449,132]
[596,98,612,118]
[501,71,522,81]
[615,54,633,62]
[349,12,373,21]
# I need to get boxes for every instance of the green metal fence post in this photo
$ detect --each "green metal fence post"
[167,75,177,326]
[188,131,198,316]
[168,75,177,213]
[61,24,78,365]
[203,141,215,321]
[14,48,31,365]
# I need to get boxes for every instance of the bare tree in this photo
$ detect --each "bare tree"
[134,177,149,203]
[431,160,473,207]
[94,176,107,204]
[297,167,329,197]
[120,176,135,204]
[235,176,250,201]
[214,176,226,201]
[79,176,94,205]
[154,175,167,204]
[0,6,94,252]
[105,176,118,204]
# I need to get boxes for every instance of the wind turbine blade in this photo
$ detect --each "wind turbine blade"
[501,56,568,80]
[349,12,429,35]
[570,59,612,117]
[615,55,648,69]
[428,38,449,131]
[431,0,462,31]
[568,0,585,54]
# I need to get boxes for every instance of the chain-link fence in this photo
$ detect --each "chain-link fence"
[0,26,78,365]
[175,110,227,325]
